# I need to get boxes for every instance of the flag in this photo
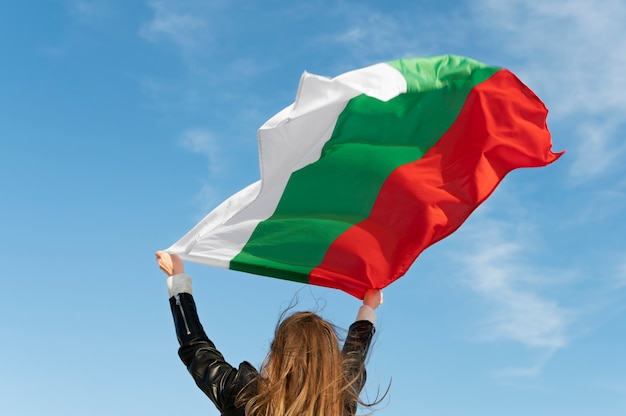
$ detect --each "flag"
[166,55,563,299]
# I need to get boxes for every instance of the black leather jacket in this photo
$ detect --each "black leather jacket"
[170,292,375,416]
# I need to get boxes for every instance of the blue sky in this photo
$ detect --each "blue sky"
[1,0,625,415]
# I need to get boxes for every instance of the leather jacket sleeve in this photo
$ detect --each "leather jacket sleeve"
[169,293,257,416]
[342,320,375,415]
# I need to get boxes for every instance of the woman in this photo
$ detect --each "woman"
[156,251,383,416]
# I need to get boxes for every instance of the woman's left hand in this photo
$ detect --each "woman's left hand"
[156,251,184,276]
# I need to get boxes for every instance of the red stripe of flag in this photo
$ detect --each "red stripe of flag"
[309,69,563,298]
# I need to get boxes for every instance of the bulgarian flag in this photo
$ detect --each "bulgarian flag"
[167,55,562,299]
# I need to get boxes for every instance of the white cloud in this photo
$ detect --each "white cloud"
[453,217,573,377]
[568,119,626,179]
[492,350,557,379]
[191,183,222,222]
[333,10,412,57]
[178,128,226,218]
[138,0,229,64]
[69,0,112,23]
[614,258,626,289]
[325,4,435,64]
[179,128,221,175]
[594,380,626,395]
[139,1,208,51]
[137,1,273,113]
[460,227,569,350]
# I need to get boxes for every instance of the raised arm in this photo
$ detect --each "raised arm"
[342,289,383,414]
[155,251,257,415]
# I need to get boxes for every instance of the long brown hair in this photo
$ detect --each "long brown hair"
[239,311,364,416]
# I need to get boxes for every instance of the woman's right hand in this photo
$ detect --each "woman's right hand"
[363,289,383,309]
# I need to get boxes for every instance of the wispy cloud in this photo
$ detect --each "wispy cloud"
[453,200,624,378]
[41,0,113,56]
[179,128,224,217]
[459,221,570,350]
[330,9,424,61]
[321,3,439,66]
[137,0,277,120]
[613,257,626,290]
[560,176,626,228]
[139,0,209,54]
[69,0,113,24]
[451,214,573,377]
[492,350,557,379]
[593,380,626,395]
[179,128,221,175]
[567,117,626,181]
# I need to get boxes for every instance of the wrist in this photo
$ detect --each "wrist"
[356,304,376,324]
[167,273,193,298]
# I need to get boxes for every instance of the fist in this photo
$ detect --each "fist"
[156,251,184,276]
[363,289,383,309]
